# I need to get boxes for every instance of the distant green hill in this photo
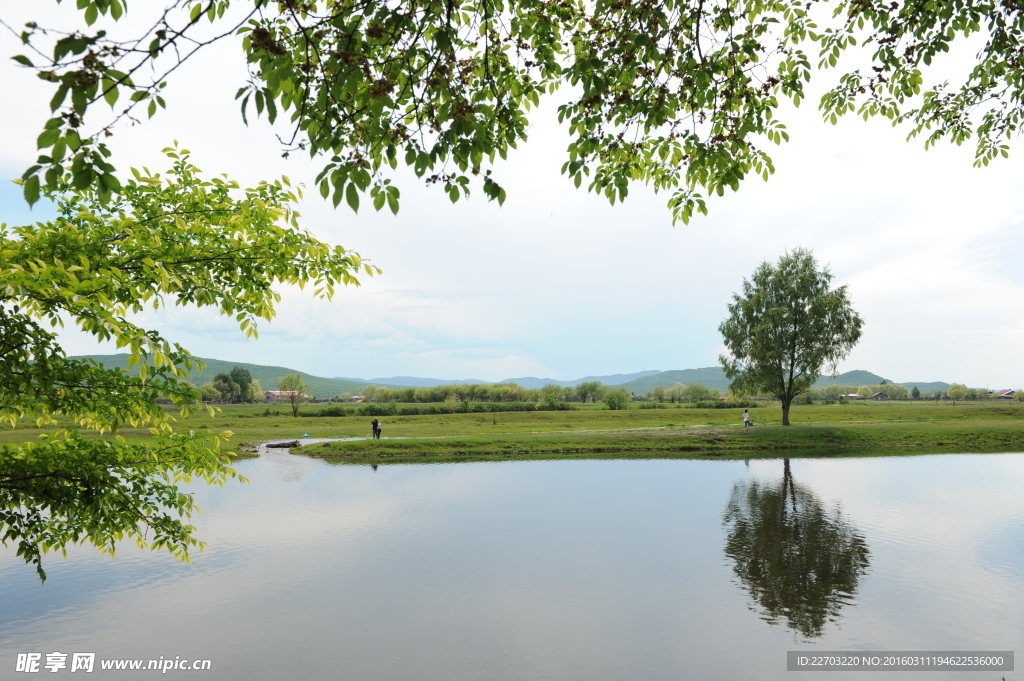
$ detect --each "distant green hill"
[812,370,889,387]
[68,354,394,399]
[618,367,732,393]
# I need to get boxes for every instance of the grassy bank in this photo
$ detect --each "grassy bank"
[2,401,1021,460]
[298,419,1024,463]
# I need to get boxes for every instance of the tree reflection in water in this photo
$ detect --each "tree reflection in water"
[723,459,870,638]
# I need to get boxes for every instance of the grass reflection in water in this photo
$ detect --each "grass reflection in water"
[723,459,871,638]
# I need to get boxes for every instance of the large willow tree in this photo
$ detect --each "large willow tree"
[11,0,1024,223]
[718,248,863,425]
[1,148,378,580]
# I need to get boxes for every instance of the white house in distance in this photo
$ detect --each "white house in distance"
[263,390,310,402]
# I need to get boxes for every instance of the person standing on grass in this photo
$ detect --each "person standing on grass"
[743,410,752,428]
[370,418,380,439]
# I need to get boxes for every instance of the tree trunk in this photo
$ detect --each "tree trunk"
[781,398,791,426]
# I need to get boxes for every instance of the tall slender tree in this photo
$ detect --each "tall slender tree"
[277,374,310,418]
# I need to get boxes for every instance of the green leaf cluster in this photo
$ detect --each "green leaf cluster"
[1,147,377,580]
[14,0,1024,220]
[814,0,1024,167]
[8,0,807,223]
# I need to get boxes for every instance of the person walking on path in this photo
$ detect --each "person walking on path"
[743,410,753,428]
[370,418,381,439]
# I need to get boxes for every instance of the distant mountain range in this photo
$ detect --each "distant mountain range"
[70,354,953,398]
[622,366,950,393]
[619,368,950,394]
[340,370,663,389]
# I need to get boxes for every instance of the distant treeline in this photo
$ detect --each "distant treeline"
[643,383,728,403]
[357,382,609,404]
[311,401,574,417]
[642,382,998,402]
[812,384,910,400]
[356,381,746,405]
[808,384,988,401]
[303,399,761,417]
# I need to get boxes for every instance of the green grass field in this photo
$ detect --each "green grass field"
[4,400,1020,462]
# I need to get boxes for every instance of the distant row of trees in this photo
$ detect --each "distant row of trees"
[357,381,612,405]
[355,380,747,407]
[193,370,1015,410]
[940,384,1022,403]
[811,384,910,401]
[813,383,1013,402]
[642,381,1016,404]
[646,383,735,403]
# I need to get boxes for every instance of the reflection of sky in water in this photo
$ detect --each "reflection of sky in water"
[1,452,1021,680]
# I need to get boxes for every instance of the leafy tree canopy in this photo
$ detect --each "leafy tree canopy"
[602,386,631,410]
[719,248,863,425]
[1,148,378,580]
[10,0,1024,223]
[946,382,968,404]
[575,381,603,403]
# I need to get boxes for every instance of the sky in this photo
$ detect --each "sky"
[1,4,1022,388]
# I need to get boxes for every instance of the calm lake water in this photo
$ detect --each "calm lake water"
[2,451,1022,680]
